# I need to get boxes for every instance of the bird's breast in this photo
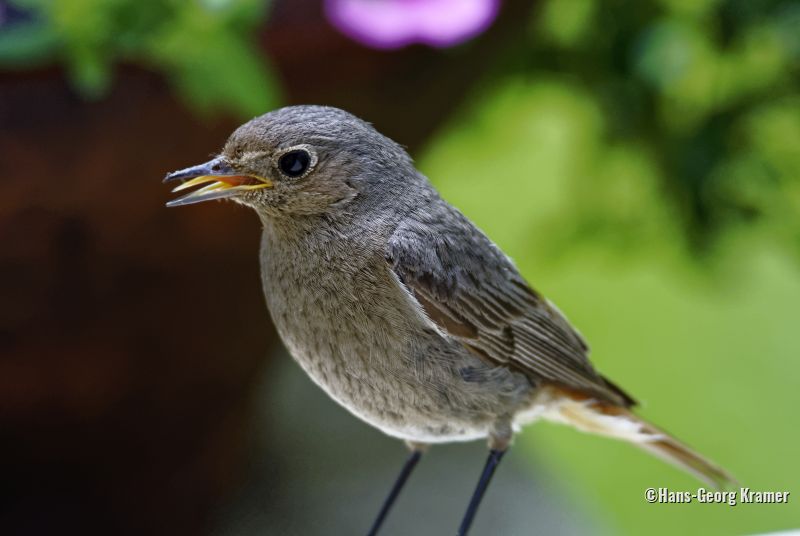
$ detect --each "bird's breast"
[256,223,529,444]
[259,228,424,410]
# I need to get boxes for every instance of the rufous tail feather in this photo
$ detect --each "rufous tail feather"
[536,385,735,489]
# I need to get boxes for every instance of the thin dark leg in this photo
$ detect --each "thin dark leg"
[366,449,423,536]
[457,449,507,536]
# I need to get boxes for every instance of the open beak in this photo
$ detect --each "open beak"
[163,157,273,207]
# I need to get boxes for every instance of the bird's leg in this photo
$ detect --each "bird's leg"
[366,442,426,536]
[457,433,510,536]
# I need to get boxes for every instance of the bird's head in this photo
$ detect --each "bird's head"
[164,105,415,217]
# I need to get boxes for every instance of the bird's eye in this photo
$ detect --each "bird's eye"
[278,150,311,177]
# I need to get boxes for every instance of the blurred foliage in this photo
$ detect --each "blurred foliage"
[420,1,800,534]
[522,0,800,260]
[0,0,278,116]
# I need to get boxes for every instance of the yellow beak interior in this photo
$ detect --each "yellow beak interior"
[167,174,272,207]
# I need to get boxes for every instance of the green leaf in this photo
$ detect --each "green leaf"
[0,22,58,67]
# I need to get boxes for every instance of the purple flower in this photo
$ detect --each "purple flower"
[324,0,500,50]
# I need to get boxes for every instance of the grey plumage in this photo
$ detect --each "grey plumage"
[165,105,734,503]
[386,200,636,408]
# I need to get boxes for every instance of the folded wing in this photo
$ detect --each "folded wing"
[386,206,635,407]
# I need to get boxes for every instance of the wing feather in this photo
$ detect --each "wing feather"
[387,207,635,407]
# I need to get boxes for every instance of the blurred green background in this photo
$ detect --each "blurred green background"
[1,0,798,534]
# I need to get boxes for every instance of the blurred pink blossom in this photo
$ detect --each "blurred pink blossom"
[324,0,500,49]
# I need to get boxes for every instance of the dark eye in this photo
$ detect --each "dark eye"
[278,150,311,177]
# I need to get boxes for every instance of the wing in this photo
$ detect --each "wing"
[386,205,635,407]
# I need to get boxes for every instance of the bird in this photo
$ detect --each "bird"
[164,105,734,535]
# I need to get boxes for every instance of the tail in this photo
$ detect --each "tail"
[536,385,736,489]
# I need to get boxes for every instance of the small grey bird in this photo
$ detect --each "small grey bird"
[165,105,733,535]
